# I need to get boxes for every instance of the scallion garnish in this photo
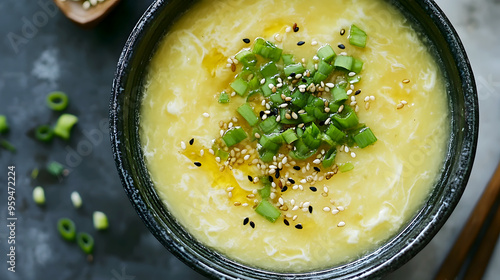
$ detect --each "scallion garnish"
[255,200,281,222]
[237,103,259,126]
[349,24,367,48]
[0,115,9,134]
[33,186,46,205]
[71,191,82,209]
[353,127,377,148]
[222,127,247,147]
[35,125,55,142]
[77,232,94,254]
[54,113,78,140]
[46,91,69,111]
[0,140,16,152]
[218,91,230,103]
[58,218,76,241]
[47,161,65,177]
[93,211,109,230]
[339,162,355,173]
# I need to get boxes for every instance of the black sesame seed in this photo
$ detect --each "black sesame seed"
[243,217,249,225]
[294,26,299,32]
[275,169,280,178]
[243,38,251,44]
[194,162,202,167]
[271,107,279,115]
[284,219,290,226]
[314,167,320,172]
[319,121,325,126]
[293,166,300,170]
[295,224,303,229]
[281,186,288,192]
[250,221,255,228]
[308,205,313,213]
[338,44,345,49]
[297,41,305,46]
[340,29,346,36]
[189,138,194,145]
[302,78,307,83]
[355,89,361,95]
[248,175,253,182]
[288,178,295,184]
[268,176,274,182]
[310,186,317,192]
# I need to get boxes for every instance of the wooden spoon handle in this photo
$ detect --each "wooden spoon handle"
[435,162,500,280]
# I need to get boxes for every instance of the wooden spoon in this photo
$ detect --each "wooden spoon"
[53,0,122,28]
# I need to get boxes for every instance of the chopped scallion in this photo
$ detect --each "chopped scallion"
[255,200,281,222]
[253,38,283,61]
[317,44,336,63]
[71,191,82,209]
[235,49,257,66]
[35,125,54,142]
[47,161,65,177]
[54,114,78,140]
[237,104,259,126]
[260,62,279,78]
[354,127,377,148]
[230,77,249,96]
[46,91,69,111]
[222,127,247,147]
[0,115,9,134]
[339,162,354,172]
[33,186,45,205]
[93,211,109,230]
[77,232,94,254]
[349,24,367,48]
[282,129,298,144]
[284,63,306,77]
[0,140,16,152]
[57,218,76,241]
[218,91,230,103]
[322,147,337,168]
[259,116,280,134]
[334,55,354,71]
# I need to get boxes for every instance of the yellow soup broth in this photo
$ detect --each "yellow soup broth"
[140,0,449,272]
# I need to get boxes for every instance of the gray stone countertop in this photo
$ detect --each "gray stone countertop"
[0,0,499,279]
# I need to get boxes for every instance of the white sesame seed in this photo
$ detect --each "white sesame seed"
[203,112,210,118]
[82,1,91,9]
[370,95,376,101]
[269,169,276,174]
[260,78,266,85]
[290,199,295,205]
[350,101,357,106]
[285,96,292,101]
[347,89,353,95]
[228,192,233,198]
[295,73,302,79]
[278,197,284,205]
[269,165,278,169]
[208,148,215,155]
[348,72,356,77]
[303,202,311,208]
[286,26,292,32]
[332,209,339,215]
[262,114,268,120]
[337,221,346,227]
[230,91,236,97]
[364,96,370,102]
[338,105,344,113]
[292,112,298,119]
[401,100,408,105]
[293,215,298,221]
[344,146,349,153]
[243,155,250,161]
[242,203,249,207]
[274,33,282,42]
[397,103,404,109]
[268,83,275,89]
[292,205,299,211]
[324,187,329,193]
[323,207,331,212]
[226,187,234,192]
[351,96,356,102]
[311,40,318,46]
[299,179,307,184]
[313,159,321,164]
[270,193,276,199]
[293,185,299,190]
[215,157,221,163]
[337,206,345,211]
[365,102,370,109]
[326,83,334,88]
[298,185,304,190]
[279,103,288,108]
[351,152,356,158]
[220,130,224,137]
[254,133,261,139]
[302,207,309,212]
[340,52,348,56]
[325,118,331,125]
[227,58,233,64]
[355,105,359,112]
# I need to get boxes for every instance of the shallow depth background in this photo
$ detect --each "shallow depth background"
[0,0,498,279]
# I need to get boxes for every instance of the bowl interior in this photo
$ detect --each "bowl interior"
[110,0,478,279]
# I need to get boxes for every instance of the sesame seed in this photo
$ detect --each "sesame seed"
[364,96,370,102]
[310,187,317,192]
[244,155,250,161]
[365,102,370,110]
[270,193,276,199]
[274,33,282,42]
[308,205,313,213]
[313,167,320,172]
[402,79,410,84]
[295,224,303,229]
[355,105,359,112]
[340,29,346,35]
[325,107,331,113]
[247,194,255,199]
[300,179,307,184]
[297,41,305,46]
[292,205,299,211]
[340,52,348,56]
[338,44,345,49]
[260,78,266,85]
[250,221,255,228]
[338,105,344,113]
[347,89,353,95]
[294,26,299,32]
[242,203,249,207]
[286,26,292,32]
[288,178,295,184]
[344,146,349,153]
[350,101,357,106]
[189,138,194,145]
[293,166,300,170]
[292,112,298,119]
[243,38,250,44]
[194,162,202,167]
[203,112,210,118]
[370,95,376,101]
[351,152,356,158]
[283,219,290,226]
[228,192,232,198]
[254,133,261,139]
[243,217,249,225]
[355,89,361,95]
[208,148,215,155]
[401,100,408,105]
[282,186,288,192]
[279,197,284,205]
[337,221,346,227]
[348,72,356,77]
[248,175,253,182]
[324,187,329,193]
[337,206,345,211]
[397,103,404,109]
[332,209,339,215]
[311,40,318,46]
[180,141,187,150]
[323,207,331,212]
[303,202,311,208]
[313,159,321,164]
[215,157,221,163]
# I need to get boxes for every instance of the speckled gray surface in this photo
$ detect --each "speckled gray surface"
[0,0,499,279]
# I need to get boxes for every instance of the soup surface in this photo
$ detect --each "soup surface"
[141,0,449,272]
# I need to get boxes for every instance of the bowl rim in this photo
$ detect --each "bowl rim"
[110,0,479,279]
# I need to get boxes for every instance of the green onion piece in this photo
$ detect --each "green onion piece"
[57,218,76,241]
[47,161,65,177]
[269,93,284,105]
[317,60,334,76]
[46,91,69,111]
[333,106,359,129]
[352,58,364,73]
[230,77,249,96]
[253,38,283,61]
[284,63,306,77]
[0,115,9,134]
[306,60,316,75]
[35,125,54,142]
[255,200,281,222]
[248,76,260,90]
[334,55,354,71]
[222,127,247,147]
[339,162,354,172]
[215,148,230,161]
[322,147,337,168]
[300,112,316,124]
[313,72,328,84]
[354,127,377,148]
[260,78,276,97]
[93,211,109,230]
[237,104,259,126]
[319,133,335,146]
[291,90,308,108]
[218,91,230,104]
[282,129,298,144]
[289,138,316,160]
[259,116,280,134]
[235,49,257,66]
[71,191,82,209]
[259,149,275,163]
[347,74,361,84]
[77,232,94,254]
[317,44,336,63]
[260,62,279,78]
[332,85,348,103]
[326,123,346,142]
[0,140,16,152]
[349,24,367,48]
[54,113,78,140]
[302,123,322,149]
[31,168,39,179]
[258,176,272,199]
[246,89,260,102]
[282,54,295,65]
[33,186,45,205]
[258,134,282,152]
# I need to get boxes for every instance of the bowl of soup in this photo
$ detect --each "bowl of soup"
[110,0,478,278]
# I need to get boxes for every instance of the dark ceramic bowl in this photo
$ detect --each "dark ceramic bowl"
[110,0,478,279]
